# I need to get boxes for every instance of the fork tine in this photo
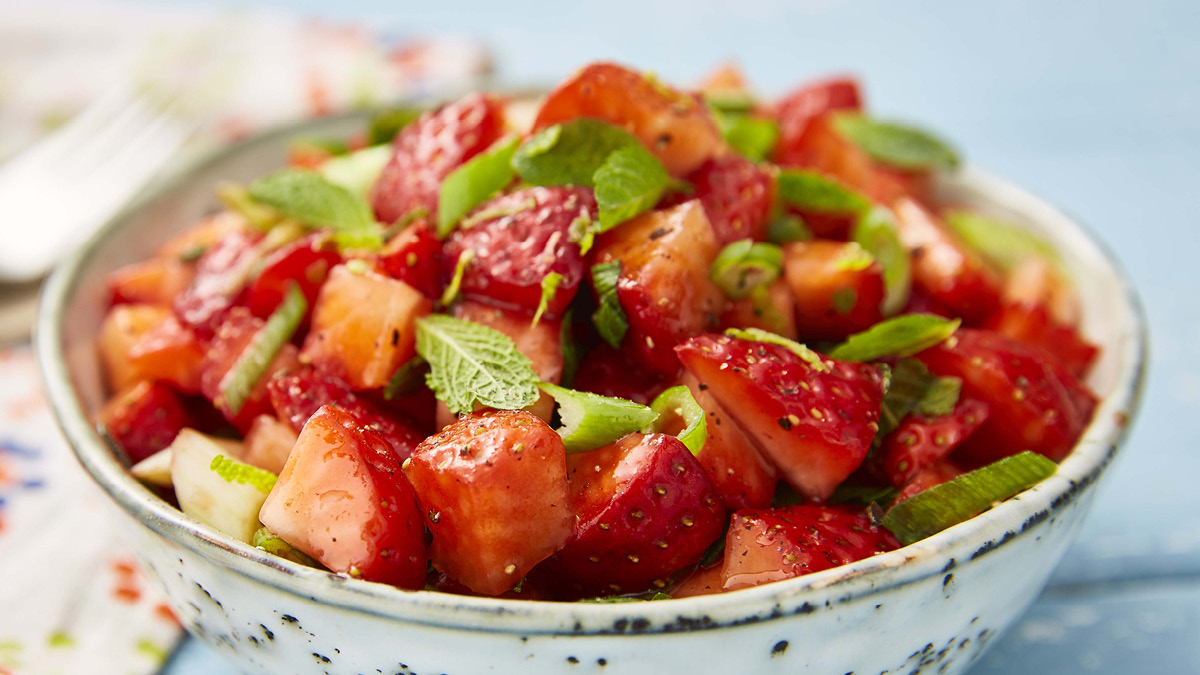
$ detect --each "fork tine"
[56,95,171,180]
[9,85,139,170]
[82,110,189,187]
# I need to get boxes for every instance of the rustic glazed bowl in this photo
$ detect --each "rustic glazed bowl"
[37,107,1146,675]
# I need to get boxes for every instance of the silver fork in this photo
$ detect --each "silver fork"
[0,82,195,282]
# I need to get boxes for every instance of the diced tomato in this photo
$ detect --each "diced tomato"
[97,381,192,464]
[593,201,727,376]
[985,302,1098,378]
[173,229,263,335]
[676,334,886,500]
[199,308,301,433]
[722,505,898,591]
[682,373,778,510]
[772,76,863,168]
[403,411,573,596]
[301,264,430,390]
[880,398,989,488]
[127,314,206,394]
[665,155,774,245]
[108,257,194,308]
[783,240,885,340]
[916,328,1097,466]
[259,405,428,588]
[719,278,798,339]
[532,62,725,177]
[572,344,669,406]
[98,304,175,393]
[378,222,443,300]
[245,234,340,320]
[242,415,298,474]
[371,93,506,225]
[443,186,593,316]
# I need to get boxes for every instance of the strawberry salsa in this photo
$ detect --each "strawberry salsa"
[97,62,1099,601]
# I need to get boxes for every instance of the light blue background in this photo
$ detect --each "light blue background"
[157,0,1200,671]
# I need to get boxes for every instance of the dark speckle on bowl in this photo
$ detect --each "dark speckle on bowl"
[771,640,788,656]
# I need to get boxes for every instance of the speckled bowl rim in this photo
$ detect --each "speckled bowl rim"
[36,106,1147,637]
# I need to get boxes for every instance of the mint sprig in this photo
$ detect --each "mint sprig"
[415,314,540,415]
[714,110,779,162]
[594,144,673,232]
[511,119,641,188]
[834,114,960,171]
[437,136,520,238]
[249,169,382,250]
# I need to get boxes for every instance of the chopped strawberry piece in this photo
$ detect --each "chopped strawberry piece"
[783,241,886,340]
[880,398,989,488]
[199,308,300,433]
[676,334,886,500]
[719,278,798,339]
[670,563,725,599]
[698,62,751,96]
[665,155,773,245]
[682,373,777,510]
[98,304,176,393]
[985,302,1098,378]
[772,77,863,168]
[259,405,428,588]
[245,234,340,320]
[892,460,965,505]
[403,411,573,596]
[267,368,426,461]
[443,186,593,316]
[532,62,724,177]
[778,112,877,196]
[108,257,194,308]
[378,222,443,300]
[722,505,899,591]
[155,212,245,260]
[127,314,206,394]
[173,229,263,335]
[242,414,298,474]
[371,93,506,224]
[572,344,668,406]
[549,433,726,596]
[916,328,1096,466]
[593,201,727,376]
[97,381,192,464]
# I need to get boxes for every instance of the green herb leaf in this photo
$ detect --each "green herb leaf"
[882,451,1057,545]
[777,169,871,214]
[878,358,936,437]
[216,182,282,231]
[830,482,899,507]
[531,272,564,327]
[645,385,707,455]
[852,207,912,316]
[383,356,429,400]
[594,144,672,232]
[704,90,757,114]
[834,113,960,171]
[367,107,423,146]
[829,314,961,362]
[440,249,475,307]
[221,283,307,416]
[511,119,641,188]
[591,261,629,349]
[209,454,278,493]
[716,112,779,162]
[710,239,784,300]
[249,169,382,249]
[915,376,962,417]
[944,209,1062,275]
[579,592,672,604]
[437,136,519,238]
[559,310,581,388]
[724,327,828,372]
[318,144,393,201]
[538,382,659,453]
[415,314,540,415]
[766,214,813,244]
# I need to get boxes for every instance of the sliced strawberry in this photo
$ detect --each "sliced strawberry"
[173,229,263,335]
[378,222,443,300]
[245,234,340,320]
[259,405,428,589]
[665,155,773,245]
[548,433,726,597]
[242,414,298,474]
[777,111,877,198]
[783,240,885,340]
[532,62,724,177]
[772,76,863,168]
[572,344,668,406]
[682,373,778,510]
[300,264,431,390]
[985,302,1098,378]
[880,398,989,488]
[108,256,194,308]
[676,334,885,500]
[267,367,426,462]
[593,200,727,376]
[670,563,725,599]
[98,304,176,393]
[403,411,573,596]
[916,328,1097,466]
[892,460,965,505]
[443,186,593,316]
[371,93,506,224]
[199,308,300,433]
[722,505,899,591]
[127,313,206,394]
[718,278,798,340]
[97,381,192,464]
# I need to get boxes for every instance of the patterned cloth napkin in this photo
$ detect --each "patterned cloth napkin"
[0,3,489,674]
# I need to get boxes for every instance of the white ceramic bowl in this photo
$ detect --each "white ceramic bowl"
[37,109,1146,675]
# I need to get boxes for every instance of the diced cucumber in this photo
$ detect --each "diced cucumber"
[169,429,275,543]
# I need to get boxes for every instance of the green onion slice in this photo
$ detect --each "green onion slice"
[829,314,961,363]
[710,239,784,300]
[221,283,307,416]
[852,207,912,316]
[724,327,828,372]
[644,385,707,455]
[538,382,659,453]
[440,249,475,308]
[591,260,629,348]
[252,527,320,567]
[881,451,1058,545]
[531,272,563,327]
[766,214,813,244]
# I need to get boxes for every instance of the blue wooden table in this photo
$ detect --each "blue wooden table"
[161,0,1200,671]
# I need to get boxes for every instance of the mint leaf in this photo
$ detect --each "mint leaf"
[511,119,641,187]
[249,169,382,249]
[777,169,871,215]
[766,214,813,244]
[591,261,628,348]
[944,209,1061,275]
[853,207,912,316]
[716,111,779,162]
[594,144,672,232]
[878,358,936,437]
[437,136,519,237]
[829,314,961,362]
[318,144,392,201]
[531,272,563,327]
[383,356,429,400]
[415,314,540,415]
[916,376,961,417]
[834,114,960,171]
[724,327,828,372]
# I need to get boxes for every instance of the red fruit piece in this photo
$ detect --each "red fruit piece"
[245,234,340,320]
[916,328,1097,466]
[199,308,300,433]
[443,186,594,316]
[572,344,668,406]
[783,241,886,340]
[97,381,192,464]
[108,256,194,308]
[682,373,777,510]
[550,433,726,596]
[242,415,298,474]
[259,405,428,589]
[98,304,176,393]
[371,93,506,224]
[892,460,964,505]
[403,411,573,596]
[533,62,724,177]
[267,368,426,461]
[772,76,863,168]
[379,222,443,300]
[666,155,773,245]
[880,398,989,488]
[593,201,727,376]
[722,505,899,591]
[985,302,1098,378]
[676,334,886,500]
[719,278,798,340]
[173,229,263,335]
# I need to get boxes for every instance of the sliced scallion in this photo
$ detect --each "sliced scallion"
[829,314,961,363]
[710,239,784,300]
[221,283,307,416]
[538,382,659,453]
[645,385,707,455]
